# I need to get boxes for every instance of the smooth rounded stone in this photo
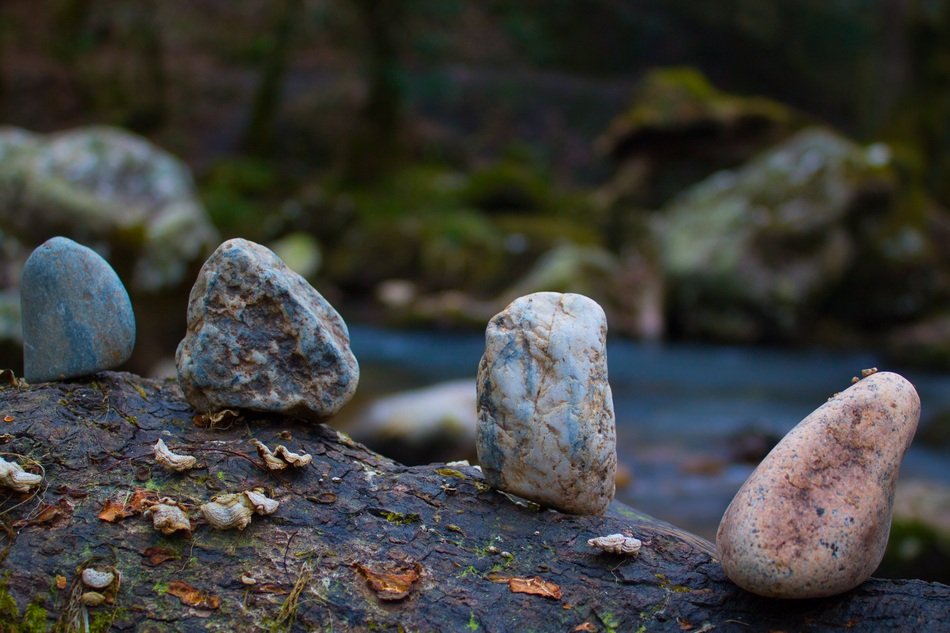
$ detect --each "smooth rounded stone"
[21,236,135,382]
[716,371,920,598]
[176,238,358,420]
[475,292,616,515]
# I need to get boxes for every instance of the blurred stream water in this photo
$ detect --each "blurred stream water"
[347,325,950,541]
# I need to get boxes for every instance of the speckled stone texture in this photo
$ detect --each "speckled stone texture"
[176,238,358,420]
[475,292,616,515]
[716,371,920,598]
[21,236,135,382]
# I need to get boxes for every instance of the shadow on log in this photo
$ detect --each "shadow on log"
[0,372,945,632]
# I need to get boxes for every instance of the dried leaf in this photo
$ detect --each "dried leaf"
[142,547,179,567]
[253,583,290,595]
[353,561,422,601]
[507,576,562,600]
[98,489,157,522]
[574,623,597,632]
[0,369,25,388]
[14,498,73,528]
[166,580,221,610]
[3,416,13,423]
[98,499,132,523]
[434,467,467,479]
[193,409,240,429]
[55,575,67,590]
[127,488,158,513]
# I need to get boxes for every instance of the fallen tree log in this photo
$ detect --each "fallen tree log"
[0,372,945,632]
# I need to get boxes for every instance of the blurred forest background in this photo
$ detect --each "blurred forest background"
[0,0,948,580]
[0,0,948,373]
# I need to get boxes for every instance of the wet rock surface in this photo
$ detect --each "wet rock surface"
[21,236,135,382]
[476,292,616,515]
[716,371,920,598]
[176,238,358,420]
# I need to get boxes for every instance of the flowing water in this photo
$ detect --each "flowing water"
[347,325,950,541]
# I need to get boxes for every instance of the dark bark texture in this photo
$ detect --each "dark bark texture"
[0,372,946,632]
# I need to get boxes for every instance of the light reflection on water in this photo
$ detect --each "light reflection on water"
[348,324,950,540]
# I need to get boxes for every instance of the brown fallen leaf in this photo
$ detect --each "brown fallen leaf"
[98,489,158,522]
[3,415,13,423]
[193,409,240,429]
[508,576,562,600]
[166,580,221,610]
[127,488,158,513]
[574,623,597,633]
[98,499,133,523]
[142,547,179,567]
[14,498,74,529]
[253,583,290,595]
[353,561,422,601]
[0,369,24,388]
[55,575,67,590]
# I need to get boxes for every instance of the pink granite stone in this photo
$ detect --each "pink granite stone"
[716,371,920,598]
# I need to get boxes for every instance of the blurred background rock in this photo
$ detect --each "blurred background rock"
[0,0,947,581]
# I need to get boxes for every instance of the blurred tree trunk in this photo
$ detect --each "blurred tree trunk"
[343,0,407,182]
[241,0,305,155]
[0,6,6,122]
[881,0,950,206]
[868,0,911,134]
[125,0,169,133]
[51,0,93,63]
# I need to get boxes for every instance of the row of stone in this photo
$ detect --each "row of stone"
[19,236,920,602]
[21,236,360,417]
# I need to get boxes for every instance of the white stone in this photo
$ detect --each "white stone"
[475,292,616,515]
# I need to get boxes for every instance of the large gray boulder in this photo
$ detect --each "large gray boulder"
[0,125,217,292]
[656,127,900,341]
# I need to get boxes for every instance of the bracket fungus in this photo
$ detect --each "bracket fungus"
[153,438,197,472]
[587,534,642,555]
[145,498,192,535]
[81,567,116,590]
[252,439,312,471]
[243,489,279,515]
[81,591,107,607]
[0,455,43,492]
[200,489,279,530]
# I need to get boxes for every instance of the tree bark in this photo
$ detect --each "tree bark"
[0,372,945,632]
[241,0,304,156]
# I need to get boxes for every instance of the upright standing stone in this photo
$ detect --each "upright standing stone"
[176,238,358,420]
[716,371,920,598]
[21,236,135,382]
[476,292,616,515]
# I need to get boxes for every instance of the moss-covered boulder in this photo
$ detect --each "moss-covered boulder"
[503,243,664,340]
[0,126,218,292]
[598,67,800,209]
[656,127,926,342]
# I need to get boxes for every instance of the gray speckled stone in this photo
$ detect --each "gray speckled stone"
[475,292,616,515]
[716,371,920,598]
[176,238,358,420]
[21,236,135,382]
